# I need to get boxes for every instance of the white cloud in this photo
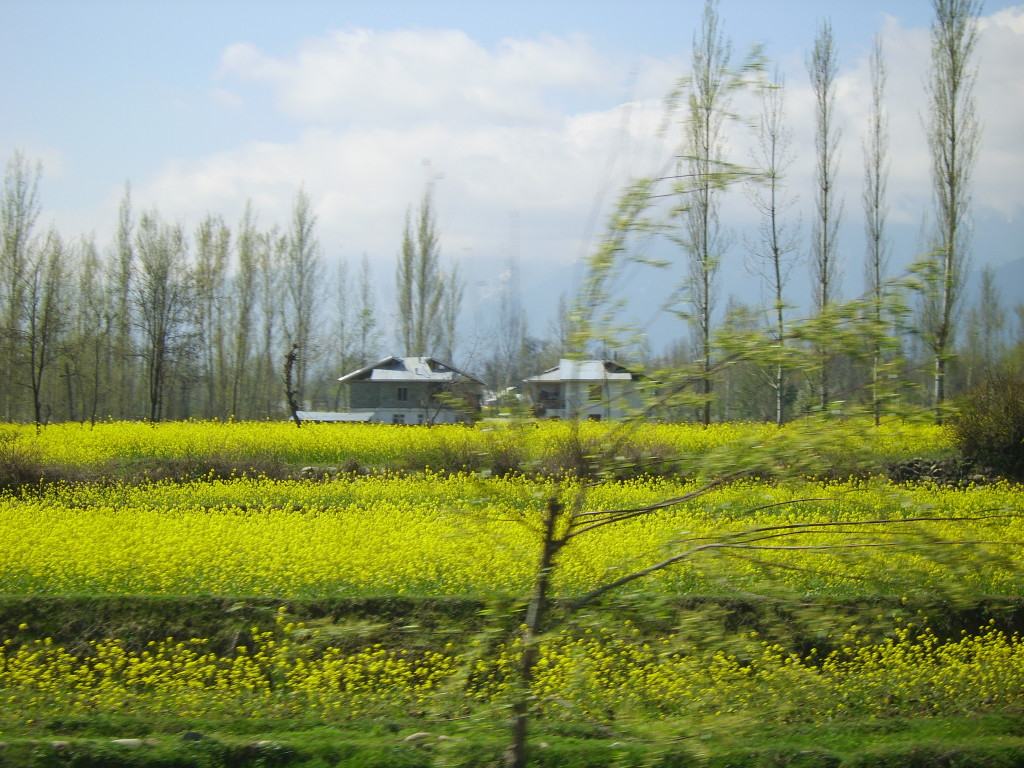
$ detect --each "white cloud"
[131,10,1020,303]
[842,8,1024,225]
[721,6,1024,236]
[128,28,677,275]
[134,103,671,276]
[975,4,1024,220]
[220,28,622,127]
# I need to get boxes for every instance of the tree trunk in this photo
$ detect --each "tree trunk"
[506,497,563,768]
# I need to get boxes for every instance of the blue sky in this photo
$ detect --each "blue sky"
[2,1,1022,354]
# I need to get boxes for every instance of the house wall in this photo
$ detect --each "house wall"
[534,380,642,420]
[371,408,462,425]
[348,382,380,409]
[346,380,482,424]
[348,381,434,410]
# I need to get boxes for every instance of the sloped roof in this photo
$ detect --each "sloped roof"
[296,410,372,422]
[525,359,641,383]
[338,356,485,386]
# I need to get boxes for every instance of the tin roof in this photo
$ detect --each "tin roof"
[296,411,373,423]
[525,359,641,384]
[338,356,485,386]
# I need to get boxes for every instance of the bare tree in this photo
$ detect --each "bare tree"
[0,151,41,421]
[193,214,231,417]
[317,259,372,409]
[25,229,65,428]
[133,212,193,422]
[864,34,891,425]
[679,0,732,425]
[439,260,464,364]
[62,236,110,424]
[396,188,444,357]
[353,255,381,366]
[920,0,981,417]
[228,201,259,419]
[745,68,800,426]
[283,343,302,428]
[254,226,285,417]
[107,184,137,419]
[489,253,527,398]
[500,407,1004,768]
[540,291,578,370]
[807,20,844,410]
[962,264,1005,386]
[281,188,322,406]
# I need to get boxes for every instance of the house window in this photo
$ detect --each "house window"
[392,414,405,425]
[588,384,603,401]
[397,387,408,401]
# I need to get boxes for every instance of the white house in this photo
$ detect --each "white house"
[333,356,484,425]
[524,359,646,420]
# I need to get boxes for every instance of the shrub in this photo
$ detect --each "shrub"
[481,427,525,477]
[951,370,1024,481]
[0,430,37,487]
[0,429,73,489]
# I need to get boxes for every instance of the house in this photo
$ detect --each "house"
[336,356,485,425]
[524,359,646,420]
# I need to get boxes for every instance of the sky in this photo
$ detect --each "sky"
[2,0,1022,357]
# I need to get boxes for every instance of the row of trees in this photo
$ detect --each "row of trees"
[0,0,1017,426]
[0,164,385,424]
[0,151,543,425]
[570,0,1014,425]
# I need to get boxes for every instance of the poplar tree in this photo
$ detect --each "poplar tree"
[353,255,381,366]
[964,265,1005,380]
[439,261,464,364]
[921,0,981,417]
[680,0,732,425]
[64,236,109,424]
[25,229,65,428]
[109,184,137,418]
[745,68,800,426]
[229,202,259,419]
[0,151,41,420]
[133,212,192,422]
[396,188,444,357]
[281,188,322,406]
[863,34,891,425]
[254,226,285,417]
[807,20,844,410]
[193,214,231,417]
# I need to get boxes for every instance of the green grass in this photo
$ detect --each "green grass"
[1,715,1023,767]
[4,594,1024,654]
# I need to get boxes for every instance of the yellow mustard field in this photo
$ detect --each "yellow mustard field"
[1,474,1020,598]
[0,418,954,468]
[3,612,1023,726]
[0,419,1021,731]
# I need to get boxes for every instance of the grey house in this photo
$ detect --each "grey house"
[524,359,646,420]
[336,356,484,425]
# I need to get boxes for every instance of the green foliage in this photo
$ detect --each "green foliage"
[2,714,1024,767]
[951,370,1024,480]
